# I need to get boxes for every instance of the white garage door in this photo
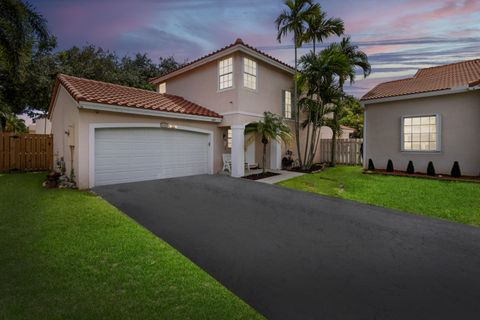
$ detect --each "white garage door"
[94,127,210,186]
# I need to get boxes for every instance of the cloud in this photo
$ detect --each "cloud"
[28,0,480,98]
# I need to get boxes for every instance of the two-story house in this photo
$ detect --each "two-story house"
[49,39,305,189]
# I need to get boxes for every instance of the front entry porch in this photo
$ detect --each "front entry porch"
[221,124,283,177]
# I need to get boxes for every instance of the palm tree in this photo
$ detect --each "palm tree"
[0,0,50,72]
[275,0,319,167]
[298,48,352,168]
[303,8,344,54]
[4,113,27,133]
[245,112,292,174]
[326,37,370,166]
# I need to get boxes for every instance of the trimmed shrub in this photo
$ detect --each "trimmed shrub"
[406,161,414,174]
[386,159,394,172]
[451,161,461,178]
[368,159,375,171]
[427,161,436,176]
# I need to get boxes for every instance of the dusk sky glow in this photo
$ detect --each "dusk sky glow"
[30,0,480,97]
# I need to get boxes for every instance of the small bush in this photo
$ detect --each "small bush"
[426,161,436,176]
[386,159,394,172]
[406,161,414,174]
[427,161,436,176]
[368,159,375,171]
[451,161,461,178]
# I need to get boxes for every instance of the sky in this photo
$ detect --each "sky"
[29,0,480,98]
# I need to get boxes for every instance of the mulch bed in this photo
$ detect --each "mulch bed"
[367,169,480,183]
[289,163,326,173]
[242,172,280,180]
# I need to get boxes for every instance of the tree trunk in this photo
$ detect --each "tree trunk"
[293,32,302,167]
[330,113,338,167]
[262,142,267,174]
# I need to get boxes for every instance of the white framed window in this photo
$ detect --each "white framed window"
[401,115,441,152]
[219,57,233,90]
[227,129,232,148]
[158,82,166,94]
[284,90,292,119]
[243,57,257,90]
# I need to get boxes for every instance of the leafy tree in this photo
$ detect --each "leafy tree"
[0,0,55,121]
[298,47,351,168]
[158,56,184,77]
[4,113,27,133]
[276,0,319,167]
[302,6,344,54]
[339,96,363,138]
[325,37,370,166]
[245,112,292,174]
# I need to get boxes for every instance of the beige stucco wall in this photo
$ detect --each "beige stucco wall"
[50,86,80,181]
[158,51,293,125]
[75,109,223,189]
[364,91,480,176]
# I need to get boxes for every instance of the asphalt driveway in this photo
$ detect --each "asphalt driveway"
[94,175,480,320]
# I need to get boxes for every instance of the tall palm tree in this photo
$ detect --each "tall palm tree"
[326,37,370,166]
[335,36,371,88]
[275,0,319,167]
[245,112,292,174]
[299,48,352,167]
[303,9,344,54]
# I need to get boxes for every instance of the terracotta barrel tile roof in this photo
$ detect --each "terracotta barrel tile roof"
[49,74,222,119]
[361,59,480,101]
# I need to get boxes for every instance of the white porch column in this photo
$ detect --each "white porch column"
[231,124,245,177]
[270,139,282,170]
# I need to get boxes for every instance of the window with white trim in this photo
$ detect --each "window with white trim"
[227,129,232,148]
[402,115,439,151]
[243,57,257,90]
[219,57,233,90]
[284,90,292,119]
[158,82,166,94]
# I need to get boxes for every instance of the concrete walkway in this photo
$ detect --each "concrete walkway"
[254,169,305,184]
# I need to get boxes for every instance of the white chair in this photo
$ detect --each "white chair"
[223,153,251,175]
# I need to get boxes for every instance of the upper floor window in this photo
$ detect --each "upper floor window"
[402,115,440,151]
[243,57,257,90]
[284,90,292,119]
[219,57,233,90]
[158,82,166,94]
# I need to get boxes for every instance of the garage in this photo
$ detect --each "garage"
[93,127,211,186]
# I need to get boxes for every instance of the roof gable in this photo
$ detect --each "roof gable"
[149,38,295,84]
[48,74,222,119]
[361,59,480,102]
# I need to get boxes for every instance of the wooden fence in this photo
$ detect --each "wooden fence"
[319,138,363,165]
[0,133,53,172]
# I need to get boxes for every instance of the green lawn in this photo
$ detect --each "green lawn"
[279,166,480,227]
[0,173,263,320]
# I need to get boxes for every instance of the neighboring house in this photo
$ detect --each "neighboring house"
[361,59,480,176]
[34,118,52,134]
[49,39,321,189]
